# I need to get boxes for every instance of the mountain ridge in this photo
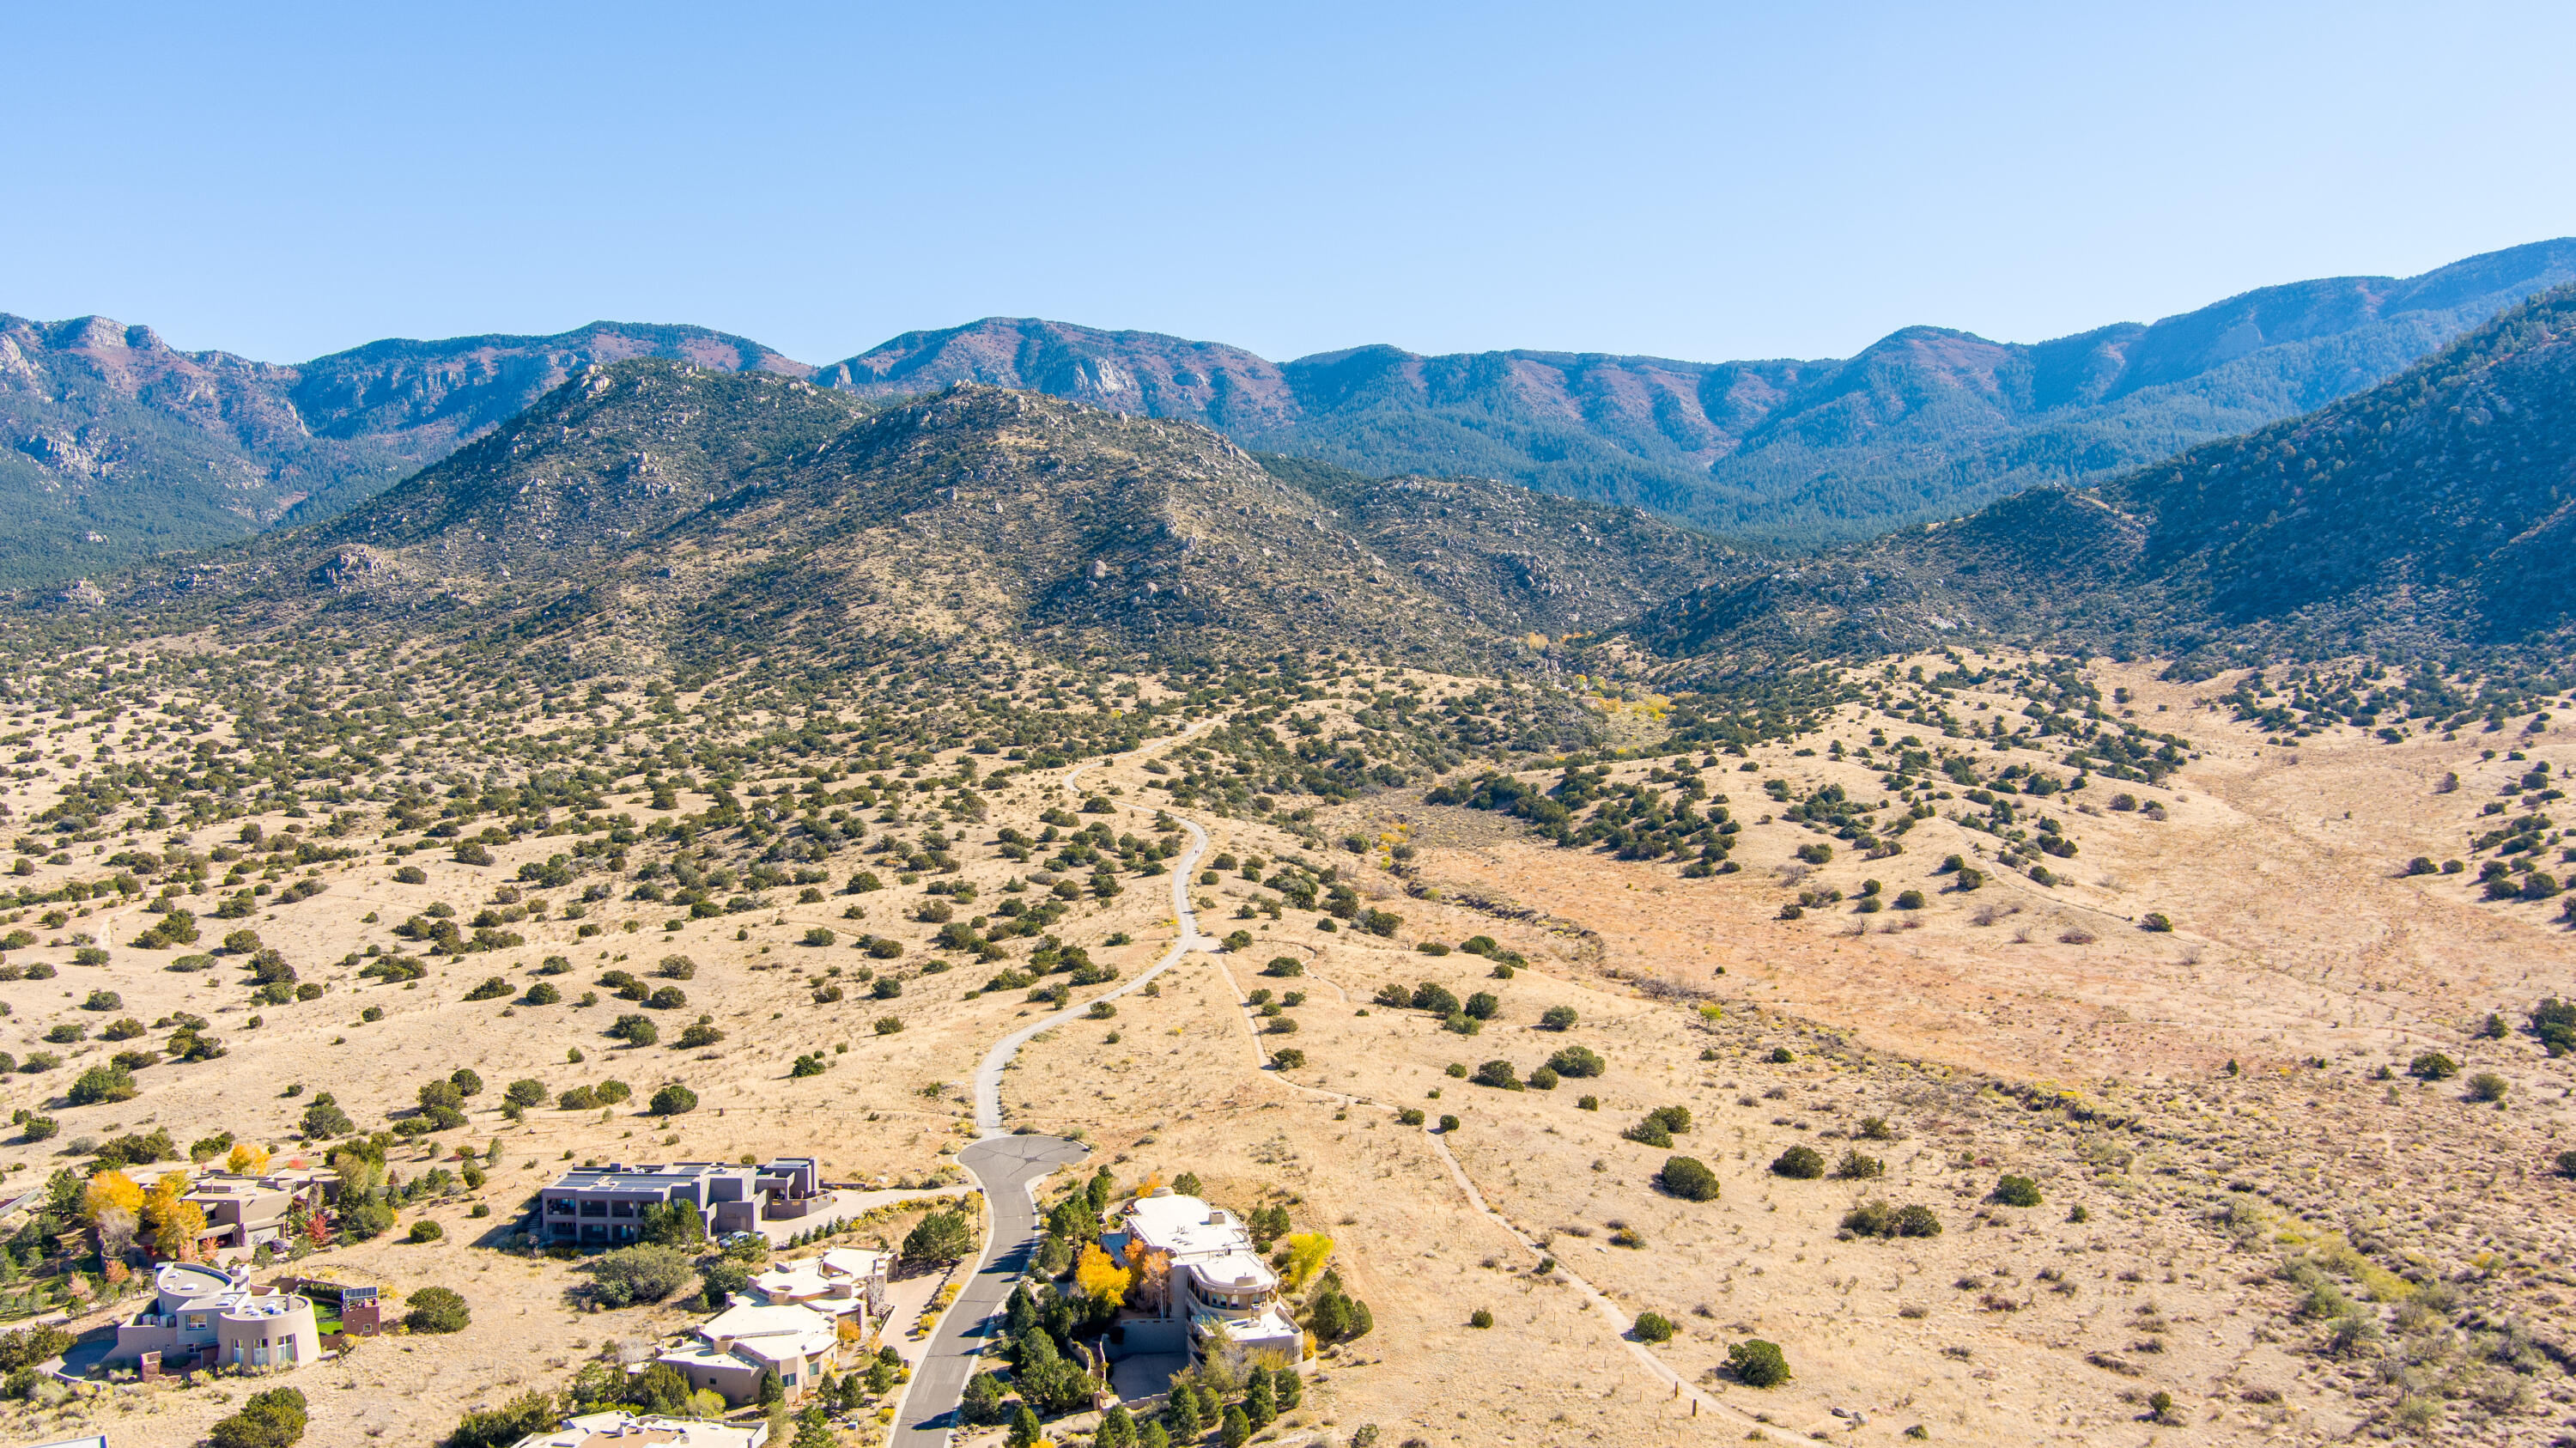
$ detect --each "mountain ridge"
[122,363,1753,677]
[9,237,2571,588]
[1628,280,2576,674]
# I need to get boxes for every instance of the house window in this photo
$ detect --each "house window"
[610,1201,638,1218]
[546,1198,574,1215]
[580,1200,609,1217]
[185,1314,207,1330]
[283,1338,297,1363]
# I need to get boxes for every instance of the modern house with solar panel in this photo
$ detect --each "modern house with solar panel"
[108,1262,322,1374]
[532,1158,823,1247]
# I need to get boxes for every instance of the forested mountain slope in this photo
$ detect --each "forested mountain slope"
[118,364,1750,674]
[1631,283,2576,672]
[822,241,2576,544]
[0,317,806,583]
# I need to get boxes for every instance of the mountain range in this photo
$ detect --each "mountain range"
[138,363,1749,673]
[1631,279,2576,673]
[8,239,2571,587]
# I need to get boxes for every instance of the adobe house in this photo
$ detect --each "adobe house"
[1101,1189,1304,1369]
[655,1300,840,1405]
[744,1245,890,1327]
[532,1159,825,1248]
[177,1165,337,1257]
[110,1262,320,1373]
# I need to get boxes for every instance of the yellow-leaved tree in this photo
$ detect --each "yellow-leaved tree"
[84,1168,146,1258]
[82,1169,143,1221]
[143,1173,208,1259]
[227,1142,272,1175]
[1281,1232,1334,1292]
[1074,1243,1132,1307]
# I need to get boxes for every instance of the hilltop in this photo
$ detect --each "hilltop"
[0,318,805,583]
[124,364,1751,675]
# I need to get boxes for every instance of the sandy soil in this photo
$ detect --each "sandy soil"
[3,652,2572,1445]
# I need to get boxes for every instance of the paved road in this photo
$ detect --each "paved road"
[887,728,1216,1448]
[887,1133,1090,1448]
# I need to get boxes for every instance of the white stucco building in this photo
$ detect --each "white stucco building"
[507,1409,770,1448]
[656,1300,841,1405]
[745,1246,890,1327]
[1102,1189,1303,1367]
[110,1262,321,1373]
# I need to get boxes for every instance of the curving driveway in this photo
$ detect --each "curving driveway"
[887,728,1216,1448]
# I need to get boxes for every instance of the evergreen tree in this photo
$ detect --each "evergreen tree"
[1164,1387,1202,1442]
[1139,1421,1171,1448]
[1221,1404,1252,1448]
[1243,1366,1274,1427]
[1274,1365,1301,1410]
[792,1404,835,1448]
[1007,1404,1043,1448]
[1099,1403,1138,1448]
[960,1370,1007,1426]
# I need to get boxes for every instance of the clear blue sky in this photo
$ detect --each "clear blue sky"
[8,2,2573,368]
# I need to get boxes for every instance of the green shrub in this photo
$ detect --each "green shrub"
[1769,1146,1825,1179]
[1834,1149,1886,1180]
[403,1286,471,1333]
[1528,1065,1559,1090]
[463,976,512,1001]
[2531,998,2576,1056]
[208,1384,308,1448]
[68,1063,137,1105]
[1472,1060,1522,1091]
[902,1208,974,1264]
[408,1220,443,1243]
[1631,1311,1675,1342]
[2466,1072,2508,1102]
[1545,1045,1605,1078]
[1728,1338,1790,1386]
[1538,1006,1578,1031]
[2408,1051,2458,1081]
[1991,1174,2044,1207]
[648,1083,697,1116]
[1467,1307,1492,1328]
[2139,912,2172,933]
[587,1245,694,1307]
[1656,1155,1721,1202]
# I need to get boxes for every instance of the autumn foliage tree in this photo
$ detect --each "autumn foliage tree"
[1074,1243,1133,1307]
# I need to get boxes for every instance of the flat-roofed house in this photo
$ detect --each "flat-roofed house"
[110,1262,321,1373]
[533,1158,826,1247]
[181,1167,337,1256]
[655,1301,840,1405]
[745,1246,890,1326]
[1103,1189,1305,1369]
[504,1408,771,1447]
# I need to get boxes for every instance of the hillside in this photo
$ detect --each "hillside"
[822,240,2576,544]
[1632,281,2576,672]
[140,364,1751,673]
[0,317,807,584]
